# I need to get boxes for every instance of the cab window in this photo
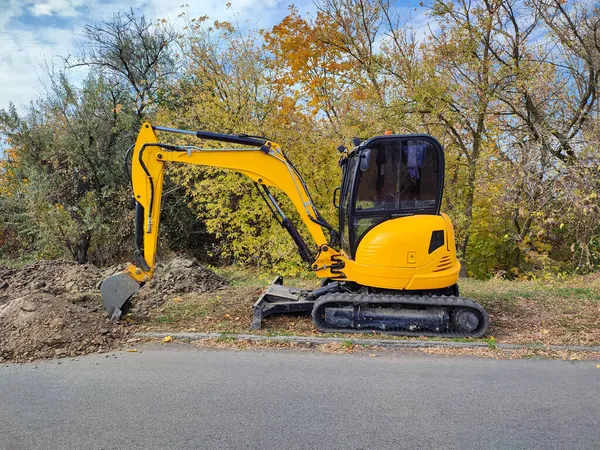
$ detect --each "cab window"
[355,140,439,213]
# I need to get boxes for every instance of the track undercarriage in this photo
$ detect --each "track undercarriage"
[252,278,489,338]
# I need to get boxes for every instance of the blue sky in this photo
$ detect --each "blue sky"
[0,0,427,112]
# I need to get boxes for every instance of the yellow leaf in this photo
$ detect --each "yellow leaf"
[559,223,564,229]
[114,103,122,114]
[369,353,377,357]
[595,364,600,368]
[541,329,549,334]
[162,335,173,343]
[127,349,138,353]
[223,314,231,319]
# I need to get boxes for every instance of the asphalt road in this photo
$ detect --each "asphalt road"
[0,345,599,450]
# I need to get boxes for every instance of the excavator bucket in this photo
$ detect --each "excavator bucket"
[100,272,141,321]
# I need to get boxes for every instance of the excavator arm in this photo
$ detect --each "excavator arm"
[101,123,341,319]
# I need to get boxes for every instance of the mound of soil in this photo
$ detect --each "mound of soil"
[0,260,102,300]
[0,257,226,363]
[0,293,126,362]
[132,257,227,315]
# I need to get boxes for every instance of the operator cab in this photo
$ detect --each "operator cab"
[337,135,444,258]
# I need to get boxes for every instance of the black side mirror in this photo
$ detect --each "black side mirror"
[360,148,371,172]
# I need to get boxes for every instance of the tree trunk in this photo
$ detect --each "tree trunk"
[75,231,91,264]
[457,158,477,277]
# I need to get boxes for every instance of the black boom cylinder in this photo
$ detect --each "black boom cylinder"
[135,201,145,252]
[282,218,314,264]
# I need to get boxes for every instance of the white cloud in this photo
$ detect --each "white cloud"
[29,3,54,16]
[0,0,305,112]
[29,0,84,17]
[0,26,72,111]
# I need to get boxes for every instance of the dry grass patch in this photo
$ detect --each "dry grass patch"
[461,278,600,346]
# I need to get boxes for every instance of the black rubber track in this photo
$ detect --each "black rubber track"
[312,293,490,338]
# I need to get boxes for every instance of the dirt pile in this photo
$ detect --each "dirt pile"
[0,260,124,362]
[0,293,127,362]
[0,257,227,362]
[127,257,228,316]
[1,260,104,307]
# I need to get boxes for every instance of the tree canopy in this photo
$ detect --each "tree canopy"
[1,0,599,279]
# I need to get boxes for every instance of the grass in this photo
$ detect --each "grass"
[214,334,237,343]
[340,339,354,350]
[211,266,318,290]
[459,276,600,346]
[0,257,40,269]
[461,278,600,303]
[154,315,175,324]
[485,337,497,350]
[143,267,600,348]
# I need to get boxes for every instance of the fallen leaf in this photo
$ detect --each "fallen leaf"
[541,329,549,334]
[369,353,377,357]
[127,349,138,353]
[162,336,173,343]
[596,364,600,368]
[223,314,231,319]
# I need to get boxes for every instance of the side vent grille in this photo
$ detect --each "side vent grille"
[433,255,453,272]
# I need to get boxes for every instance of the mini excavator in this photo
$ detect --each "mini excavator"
[100,123,489,337]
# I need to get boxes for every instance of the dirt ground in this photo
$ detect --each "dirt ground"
[145,269,600,348]
[1,259,599,363]
[0,258,226,363]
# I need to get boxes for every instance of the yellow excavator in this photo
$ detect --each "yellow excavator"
[100,123,489,337]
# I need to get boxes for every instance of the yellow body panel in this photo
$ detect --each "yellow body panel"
[335,213,460,290]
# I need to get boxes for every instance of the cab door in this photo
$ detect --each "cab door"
[338,151,358,258]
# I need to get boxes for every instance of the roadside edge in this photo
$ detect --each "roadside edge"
[134,332,600,353]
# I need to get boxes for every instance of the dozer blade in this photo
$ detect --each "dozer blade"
[100,272,141,321]
[250,277,315,330]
